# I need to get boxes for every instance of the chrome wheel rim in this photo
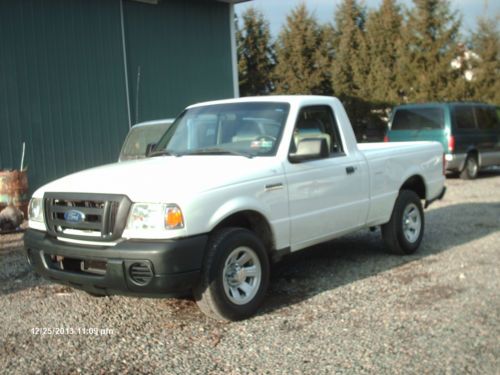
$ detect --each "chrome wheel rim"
[402,203,421,243]
[222,246,261,305]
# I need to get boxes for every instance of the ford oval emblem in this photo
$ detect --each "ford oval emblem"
[64,210,86,224]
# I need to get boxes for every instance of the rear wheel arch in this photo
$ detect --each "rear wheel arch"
[400,175,426,200]
[466,147,479,157]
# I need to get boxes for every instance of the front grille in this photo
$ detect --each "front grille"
[44,193,131,242]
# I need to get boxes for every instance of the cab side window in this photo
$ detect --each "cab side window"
[291,106,344,156]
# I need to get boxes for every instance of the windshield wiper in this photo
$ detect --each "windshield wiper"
[187,148,253,159]
[148,150,181,157]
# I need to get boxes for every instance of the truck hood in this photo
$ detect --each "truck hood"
[34,156,283,202]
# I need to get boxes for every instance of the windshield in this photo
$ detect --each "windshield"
[153,102,290,157]
[120,122,173,161]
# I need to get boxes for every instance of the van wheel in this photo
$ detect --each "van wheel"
[193,228,270,321]
[381,190,424,255]
[460,154,478,180]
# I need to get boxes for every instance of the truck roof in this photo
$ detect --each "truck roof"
[187,95,339,109]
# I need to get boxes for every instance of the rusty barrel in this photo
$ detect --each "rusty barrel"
[0,170,29,218]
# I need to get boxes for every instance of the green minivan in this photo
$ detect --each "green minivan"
[386,103,500,179]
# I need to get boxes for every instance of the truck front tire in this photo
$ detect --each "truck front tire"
[381,190,424,255]
[193,228,270,321]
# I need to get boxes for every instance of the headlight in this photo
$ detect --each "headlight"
[28,198,44,223]
[126,203,184,232]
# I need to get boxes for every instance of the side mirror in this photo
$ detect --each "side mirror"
[145,143,157,156]
[289,138,329,163]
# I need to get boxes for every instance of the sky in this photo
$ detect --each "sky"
[235,0,500,37]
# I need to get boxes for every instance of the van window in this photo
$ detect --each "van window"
[392,107,444,130]
[453,106,476,129]
[475,106,500,130]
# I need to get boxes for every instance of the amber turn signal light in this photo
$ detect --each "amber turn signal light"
[165,206,184,229]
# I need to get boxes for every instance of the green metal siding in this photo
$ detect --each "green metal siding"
[0,0,234,193]
[0,0,129,192]
[124,0,234,122]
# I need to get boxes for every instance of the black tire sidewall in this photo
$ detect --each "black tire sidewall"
[205,229,270,321]
[394,191,424,254]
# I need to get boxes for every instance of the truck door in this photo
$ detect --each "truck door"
[283,105,370,251]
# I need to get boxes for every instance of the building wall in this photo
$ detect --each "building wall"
[0,0,234,192]
[124,0,234,122]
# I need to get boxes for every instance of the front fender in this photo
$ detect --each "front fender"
[207,196,271,232]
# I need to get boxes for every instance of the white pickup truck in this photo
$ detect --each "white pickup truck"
[25,96,446,321]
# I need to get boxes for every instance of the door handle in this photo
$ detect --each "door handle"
[265,183,284,192]
[346,166,356,175]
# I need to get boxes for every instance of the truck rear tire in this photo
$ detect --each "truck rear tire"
[193,228,270,321]
[381,190,424,255]
[460,154,478,180]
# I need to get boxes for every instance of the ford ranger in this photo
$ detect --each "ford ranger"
[24,96,446,321]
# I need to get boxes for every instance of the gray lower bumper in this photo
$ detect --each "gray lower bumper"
[445,153,466,171]
[24,229,208,297]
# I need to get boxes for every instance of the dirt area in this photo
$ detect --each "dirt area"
[1,172,499,374]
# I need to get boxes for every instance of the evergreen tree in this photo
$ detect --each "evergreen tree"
[396,0,461,102]
[274,3,332,95]
[237,7,275,96]
[330,0,370,127]
[471,17,500,104]
[364,0,403,105]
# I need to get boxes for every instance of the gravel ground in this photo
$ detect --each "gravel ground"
[1,172,499,374]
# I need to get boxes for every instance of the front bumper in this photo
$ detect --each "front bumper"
[24,229,207,297]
